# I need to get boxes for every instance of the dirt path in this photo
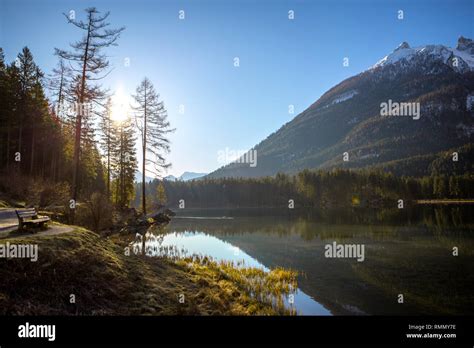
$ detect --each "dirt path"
[0,223,74,239]
[0,207,75,239]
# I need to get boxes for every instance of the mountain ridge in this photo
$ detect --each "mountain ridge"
[207,37,474,179]
[164,171,208,182]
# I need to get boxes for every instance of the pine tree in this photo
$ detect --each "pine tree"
[112,117,137,208]
[156,181,167,206]
[132,77,173,215]
[47,58,71,123]
[99,98,118,197]
[3,57,21,170]
[0,48,7,166]
[16,47,39,171]
[55,7,124,202]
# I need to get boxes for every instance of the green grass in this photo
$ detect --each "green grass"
[0,225,297,315]
[176,256,297,315]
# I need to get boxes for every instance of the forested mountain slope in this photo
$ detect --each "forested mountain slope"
[208,37,474,178]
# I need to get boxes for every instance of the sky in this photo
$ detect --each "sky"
[1,0,473,177]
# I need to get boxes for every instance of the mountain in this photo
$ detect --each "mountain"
[164,175,178,182]
[179,172,207,181]
[208,37,474,179]
[134,171,155,183]
[164,172,208,182]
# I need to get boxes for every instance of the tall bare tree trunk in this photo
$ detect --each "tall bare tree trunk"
[6,124,10,170]
[142,87,147,215]
[106,147,110,197]
[71,17,92,207]
[50,148,56,181]
[18,125,22,172]
[29,132,35,175]
[41,144,46,179]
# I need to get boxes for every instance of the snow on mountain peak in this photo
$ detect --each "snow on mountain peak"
[395,41,410,51]
[457,36,474,54]
[370,38,474,72]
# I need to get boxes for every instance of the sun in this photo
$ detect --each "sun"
[110,86,131,122]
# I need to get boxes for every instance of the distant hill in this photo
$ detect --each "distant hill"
[134,171,155,183]
[163,175,178,182]
[208,37,474,178]
[164,172,208,182]
[179,172,207,181]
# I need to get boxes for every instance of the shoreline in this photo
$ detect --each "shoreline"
[0,224,297,315]
[415,199,474,205]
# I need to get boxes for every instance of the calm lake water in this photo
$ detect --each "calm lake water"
[133,207,474,316]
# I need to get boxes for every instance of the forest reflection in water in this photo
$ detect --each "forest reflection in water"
[136,206,474,315]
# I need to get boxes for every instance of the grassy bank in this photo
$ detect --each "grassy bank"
[0,225,296,315]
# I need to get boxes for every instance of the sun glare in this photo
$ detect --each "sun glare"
[111,86,130,122]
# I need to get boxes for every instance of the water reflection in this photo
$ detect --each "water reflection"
[135,207,474,315]
[133,229,331,315]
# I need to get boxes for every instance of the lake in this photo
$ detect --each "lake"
[133,207,474,315]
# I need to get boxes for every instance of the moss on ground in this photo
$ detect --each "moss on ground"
[0,225,296,315]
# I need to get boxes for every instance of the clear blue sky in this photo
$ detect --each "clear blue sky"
[1,0,473,177]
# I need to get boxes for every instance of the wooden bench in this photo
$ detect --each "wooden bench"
[15,208,50,232]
